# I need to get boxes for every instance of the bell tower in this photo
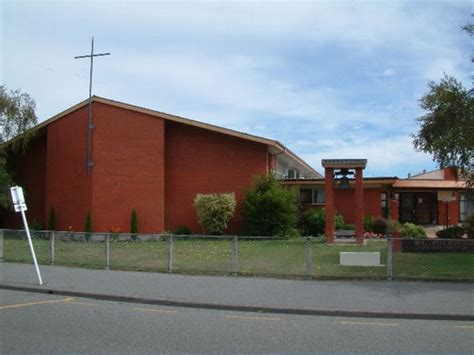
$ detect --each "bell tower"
[321,159,367,244]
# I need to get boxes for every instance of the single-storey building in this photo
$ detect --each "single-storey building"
[284,167,470,227]
[2,97,472,234]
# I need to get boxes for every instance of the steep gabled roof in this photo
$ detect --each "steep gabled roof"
[19,96,322,178]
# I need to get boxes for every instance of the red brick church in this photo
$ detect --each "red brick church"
[3,97,471,235]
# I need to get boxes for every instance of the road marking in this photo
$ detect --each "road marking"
[0,297,75,310]
[225,315,280,321]
[452,325,474,329]
[133,307,177,314]
[64,301,98,307]
[335,320,399,327]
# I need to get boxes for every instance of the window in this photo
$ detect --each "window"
[300,189,313,204]
[460,193,474,222]
[300,188,325,204]
[381,192,388,218]
[287,169,300,179]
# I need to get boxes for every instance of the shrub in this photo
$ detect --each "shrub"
[30,219,44,230]
[301,208,345,236]
[364,216,375,232]
[463,213,474,239]
[48,207,56,230]
[194,193,236,235]
[130,209,138,240]
[373,218,388,235]
[401,223,427,238]
[341,223,355,230]
[243,175,299,237]
[387,219,402,234]
[85,211,92,241]
[435,225,465,239]
[173,226,192,235]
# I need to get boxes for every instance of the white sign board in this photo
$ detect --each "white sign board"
[10,186,27,212]
[9,185,42,285]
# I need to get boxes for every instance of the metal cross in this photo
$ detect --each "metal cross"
[74,37,111,175]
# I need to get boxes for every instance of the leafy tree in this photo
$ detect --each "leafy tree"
[463,16,473,63]
[413,19,474,185]
[0,86,37,149]
[413,75,474,182]
[243,174,299,237]
[0,86,38,207]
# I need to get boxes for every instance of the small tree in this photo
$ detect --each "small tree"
[194,193,236,235]
[243,175,299,237]
[48,207,56,230]
[130,209,138,237]
[85,211,92,241]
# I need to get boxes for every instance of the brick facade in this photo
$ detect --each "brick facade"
[3,100,270,233]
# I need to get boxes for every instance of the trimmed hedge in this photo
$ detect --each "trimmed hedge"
[194,193,236,235]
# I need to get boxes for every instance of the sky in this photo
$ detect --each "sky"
[1,0,472,178]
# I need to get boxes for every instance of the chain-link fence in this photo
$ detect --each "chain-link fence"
[1,229,473,281]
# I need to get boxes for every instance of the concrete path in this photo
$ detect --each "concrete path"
[1,262,473,320]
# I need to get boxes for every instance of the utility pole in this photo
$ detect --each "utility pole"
[74,37,110,175]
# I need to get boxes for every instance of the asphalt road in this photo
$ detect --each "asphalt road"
[1,289,473,353]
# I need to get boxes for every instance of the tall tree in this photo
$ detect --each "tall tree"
[0,86,37,148]
[413,19,474,184]
[0,86,38,207]
[413,75,474,180]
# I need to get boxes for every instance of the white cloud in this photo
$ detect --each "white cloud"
[382,68,396,77]
[302,134,437,177]
[1,0,469,179]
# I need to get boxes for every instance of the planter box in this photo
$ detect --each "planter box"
[402,239,474,253]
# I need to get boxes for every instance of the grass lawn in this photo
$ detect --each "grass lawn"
[3,236,473,280]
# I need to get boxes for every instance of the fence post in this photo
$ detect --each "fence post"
[306,237,313,279]
[0,229,3,262]
[49,232,55,265]
[232,236,239,276]
[387,237,393,281]
[105,234,110,270]
[167,235,173,273]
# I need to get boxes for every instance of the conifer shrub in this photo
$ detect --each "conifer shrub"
[48,207,56,231]
[194,193,236,235]
[130,209,138,241]
[85,211,92,241]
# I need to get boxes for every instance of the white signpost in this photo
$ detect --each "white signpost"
[10,186,43,285]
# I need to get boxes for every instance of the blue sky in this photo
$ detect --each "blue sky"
[1,0,472,177]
